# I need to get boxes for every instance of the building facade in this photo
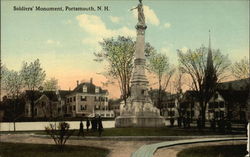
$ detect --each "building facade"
[63,79,113,118]
[23,78,113,119]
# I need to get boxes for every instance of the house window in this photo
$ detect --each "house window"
[214,102,218,108]
[70,97,72,102]
[95,105,100,110]
[168,103,175,108]
[215,112,219,119]
[81,96,87,101]
[101,97,105,102]
[220,111,224,119]
[73,105,76,111]
[95,87,100,93]
[95,96,98,101]
[80,105,87,110]
[168,111,175,117]
[42,101,46,107]
[73,96,76,102]
[209,102,214,109]
[83,85,87,93]
[219,102,224,108]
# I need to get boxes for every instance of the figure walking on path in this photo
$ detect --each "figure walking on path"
[78,120,84,136]
[86,118,90,132]
[98,116,103,137]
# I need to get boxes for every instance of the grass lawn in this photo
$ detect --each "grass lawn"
[177,144,247,157]
[68,127,243,136]
[0,142,109,157]
[2,126,245,136]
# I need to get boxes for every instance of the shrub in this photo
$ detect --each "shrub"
[45,122,75,151]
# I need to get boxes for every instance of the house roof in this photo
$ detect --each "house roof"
[72,82,108,94]
[182,90,200,101]
[57,90,71,99]
[24,90,58,102]
[25,90,43,101]
[43,91,58,101]
[217,89,249,103]
[217,78,249,91]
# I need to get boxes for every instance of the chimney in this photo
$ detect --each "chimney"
[90,78,93,84]
[77,80,79,86]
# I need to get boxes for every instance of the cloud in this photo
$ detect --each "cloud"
[160,47,171,54]
[46,40,61,46]
[159,46,178,65]
[163,22,171,28]
[180,46,188,53]
[76,14,135,46]
[109,16,121,23]
[132,5,160,26]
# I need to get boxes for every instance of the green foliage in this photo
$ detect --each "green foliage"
[20,59,46,90]
[94,36,156,100]
[177,46,230,90]
[148,52,175,114]
[231,58,249,80]
[1,67,23,98]
[45,122,75,151]
[43,77,59,91]
[177,144,246,157]
[177,45,231,126]
[0,142,109,157]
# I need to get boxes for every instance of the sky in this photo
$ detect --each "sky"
[1,0,249,98]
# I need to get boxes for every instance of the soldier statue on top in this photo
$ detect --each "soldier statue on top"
[131,0,145,26]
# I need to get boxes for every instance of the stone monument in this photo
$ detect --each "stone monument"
[115,0,165,128]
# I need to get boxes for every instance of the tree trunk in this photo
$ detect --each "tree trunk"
[201,101,206,128]
[31,90,35,119]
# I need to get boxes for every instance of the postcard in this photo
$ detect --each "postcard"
[0,0,249,157]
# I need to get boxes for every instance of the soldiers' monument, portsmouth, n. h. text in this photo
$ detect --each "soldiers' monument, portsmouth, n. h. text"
[115,0,165,127]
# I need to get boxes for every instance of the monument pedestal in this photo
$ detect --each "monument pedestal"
[115,115,165,128]
[115,97,165,128]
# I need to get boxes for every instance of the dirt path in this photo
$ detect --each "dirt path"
[0,134,158,157]
[154,141,246,157]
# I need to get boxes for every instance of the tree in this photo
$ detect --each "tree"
[231,58,249,80]
[20,59,46,118]
[1,67,23,131]
[1,68,23,98]
[172,67,185,121]
[43,77,59,91]
[45,122,74,151]
[94,36,155,105]
[177,45,231,127]
[148,53,175,115]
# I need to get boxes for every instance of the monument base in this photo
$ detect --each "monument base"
[115,115,165,128]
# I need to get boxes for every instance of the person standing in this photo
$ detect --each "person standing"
[86,118,90,132]
[78,120,84,136]
[98,116,103,136]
